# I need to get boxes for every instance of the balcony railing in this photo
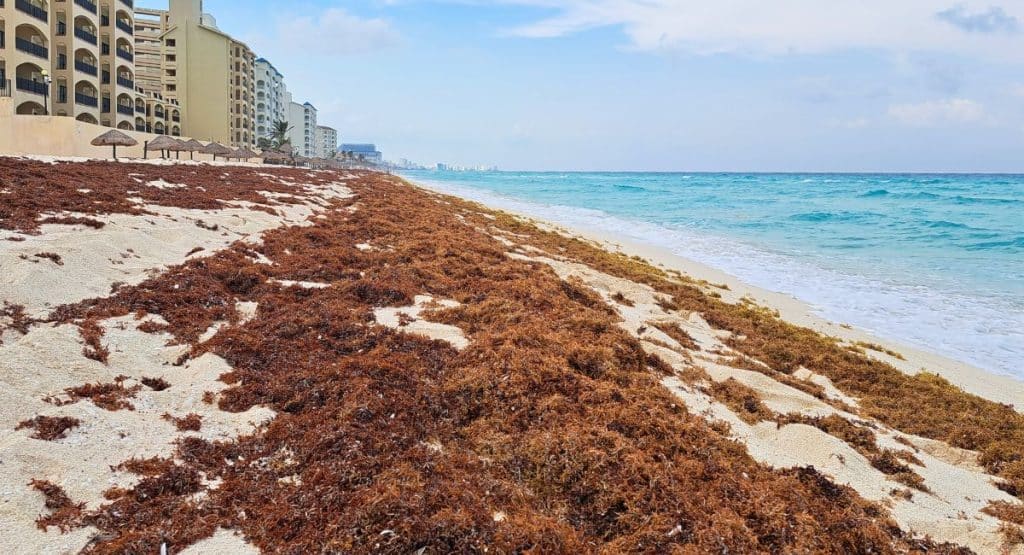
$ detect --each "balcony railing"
[117,77,134,89]
[74,27,98,45]
[117,104,134,115]
[135,104,145,114]
[136,124,146,132]
[75,92,99,107]
[75,0,97,14]
[171,115,180,122]
[15,0,48,23]
[15,37,48,59]
[16,77,48,96]
[75,60,98,76]
[116,49,134,62]
[116,20,133,34]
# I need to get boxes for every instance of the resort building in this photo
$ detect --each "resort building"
[1,0,138,130]
[131,0,255,146]
[314,125,337,159]
[286,98,317,157]
[254,57,286,146]
[340,143,383,164]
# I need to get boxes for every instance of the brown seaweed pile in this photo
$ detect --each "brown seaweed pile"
[22,163,985,553]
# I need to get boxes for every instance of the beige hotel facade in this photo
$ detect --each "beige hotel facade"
[1,0,140,130]
[133,0,254,147]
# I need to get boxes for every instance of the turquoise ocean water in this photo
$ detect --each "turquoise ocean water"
[402,171,1024,379]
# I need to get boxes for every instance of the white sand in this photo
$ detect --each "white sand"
[373,295,469,350]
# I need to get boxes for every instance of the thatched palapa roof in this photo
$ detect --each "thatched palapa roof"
[91,130,138,147]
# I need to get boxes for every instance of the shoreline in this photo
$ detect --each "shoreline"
[3,159,1023,553]
[407,176,1024,410]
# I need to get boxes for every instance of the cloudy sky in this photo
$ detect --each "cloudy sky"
[145,0,1024,171]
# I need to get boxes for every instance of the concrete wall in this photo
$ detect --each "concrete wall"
[0,97,224,161]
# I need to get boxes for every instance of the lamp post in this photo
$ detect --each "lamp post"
[41,70,51,116]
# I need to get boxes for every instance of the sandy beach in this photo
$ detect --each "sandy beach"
[2,158,1023,554]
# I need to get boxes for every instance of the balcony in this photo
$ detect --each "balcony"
[75,92,99,107]
[135,104,145,114]
[116,20,133,35]
[116,76,134,89]
[121,0,133,7]
[16,77,48,96]
[116,49,133,62]
[74,59,98,76]
[15,37,48,59]
[74,27,98,45]
[15,0,48,23]
[75,0,97,14]
[171,114,180,122]
[136,124,146,132]
[117,104,133,115]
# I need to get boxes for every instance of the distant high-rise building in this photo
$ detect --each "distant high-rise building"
[133,0,256,147]
[314,125,337,159]
[254,58,287,145]
[286,97,317,157]
[341,144,383,164]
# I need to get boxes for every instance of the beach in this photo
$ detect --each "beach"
[2,158,1023,554]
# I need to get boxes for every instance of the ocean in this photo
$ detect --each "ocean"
[402,171,1024,379]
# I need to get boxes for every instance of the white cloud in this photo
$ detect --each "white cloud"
[888,98,986,126]
[272,8,401,55]
[500,1,1024,60]
[828,117,871,129]
[1011,84,1024,97]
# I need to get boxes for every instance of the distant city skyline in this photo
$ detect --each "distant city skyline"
[145,0,1024,172]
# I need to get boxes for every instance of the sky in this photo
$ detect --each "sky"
[141,0,1024,171]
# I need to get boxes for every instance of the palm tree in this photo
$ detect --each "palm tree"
[267,120,292,149]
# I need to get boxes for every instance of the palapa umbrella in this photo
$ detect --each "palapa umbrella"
[293,155,310,168]
[181,139,204,160]
[91,129,138,160]
[146,135,182,159]
[200,141,233,161]
[237,147,259,160]
[260,149,290,165]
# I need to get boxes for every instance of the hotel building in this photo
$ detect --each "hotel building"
[131,0,255,146]
[1,0,139,130]
[286,97,316,157]
[254,57,286,145]
[314,124,337,159]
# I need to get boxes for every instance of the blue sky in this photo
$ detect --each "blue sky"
[143,0,1024,171]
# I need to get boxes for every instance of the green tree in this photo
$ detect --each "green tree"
[268,120,292,149]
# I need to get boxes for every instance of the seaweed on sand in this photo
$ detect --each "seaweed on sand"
[471,189,1024,501]
[16,415,81,440]
[31,480,85,532]
[25,164,974,553]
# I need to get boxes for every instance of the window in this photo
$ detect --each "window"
[166,84,176,92]
[166,39,176,47]
[166,54,176,62]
